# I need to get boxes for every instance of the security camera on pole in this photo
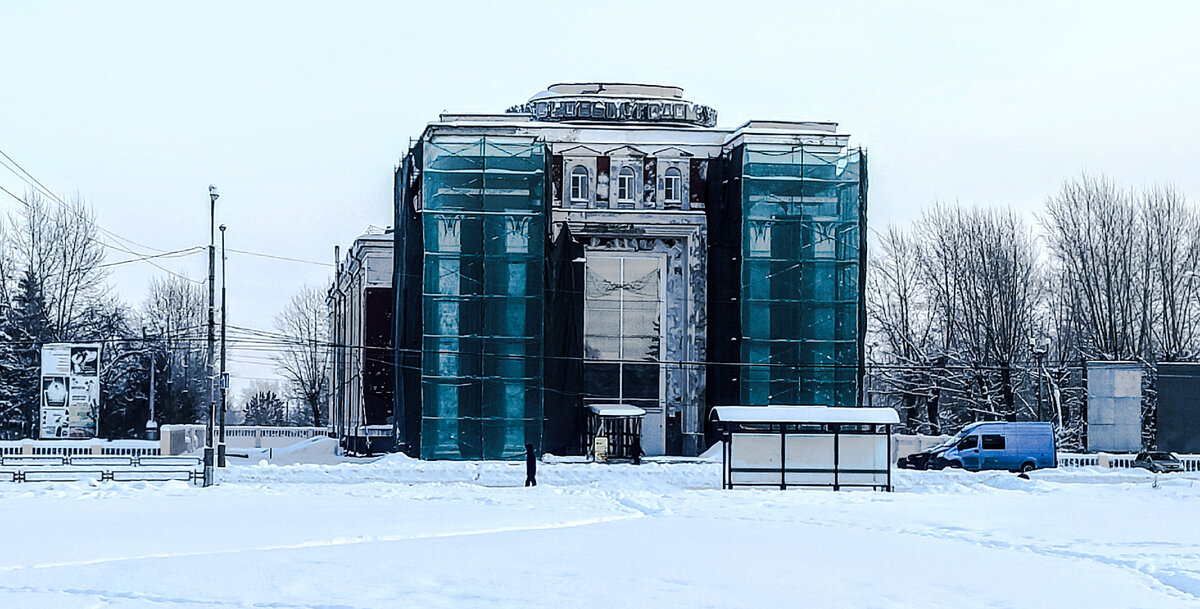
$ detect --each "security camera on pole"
[204,184,219,488]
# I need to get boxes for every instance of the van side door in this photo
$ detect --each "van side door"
[981,434,1007,470]
[958,434,981,470]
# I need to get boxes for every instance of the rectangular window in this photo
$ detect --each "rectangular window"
[583,255,663,411]
[981,435,1006,450]
[813,223,836,259]
[664,173,681,202]
[617,173,634,203]
[570,173,588,202]
[958,435,978,450]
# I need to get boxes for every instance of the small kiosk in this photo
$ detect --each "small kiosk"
[585,403,646,461]
[712,406,899,491]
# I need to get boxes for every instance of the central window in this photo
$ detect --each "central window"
[617,167,636,204]
[584,254,663,412]
[570,165,590,203]
[663,167,682,204]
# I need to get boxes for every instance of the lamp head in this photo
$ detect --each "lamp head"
[209,184,220,203]
[219,224,226,232]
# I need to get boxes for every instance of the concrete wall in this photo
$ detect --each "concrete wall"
[891,434,952,464]
[1087,362,1143,453]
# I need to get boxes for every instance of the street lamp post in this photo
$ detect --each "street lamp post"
[218,224,228,467]
[204,185,219,487]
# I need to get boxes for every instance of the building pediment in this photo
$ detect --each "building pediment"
[651,146,694,158]
[606,145,647,157]
[558,144,603,157]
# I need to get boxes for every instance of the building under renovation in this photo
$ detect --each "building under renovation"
[393,83,867,459]
[328,229,395,453]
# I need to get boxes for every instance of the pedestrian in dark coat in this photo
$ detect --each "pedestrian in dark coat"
[525,443,537,487]
[632,435,644,465]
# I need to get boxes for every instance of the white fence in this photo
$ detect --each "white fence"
[1057,452,1200,472]
[161,425,331,455]
[1,427,331,460]
[0,439,160,457]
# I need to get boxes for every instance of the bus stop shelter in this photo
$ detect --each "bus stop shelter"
[711,406,899,491]
[585,403,646,461]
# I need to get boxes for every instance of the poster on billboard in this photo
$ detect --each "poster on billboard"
[40,343,101,439]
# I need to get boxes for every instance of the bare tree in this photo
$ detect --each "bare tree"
[274,286,329,427]
[868,226,936,430]
[919,206,1040,422]
[1142,185,1200,361]
[9,191,108,339]
[142,275,209,424]
[1042,174,1152,361]
[143,275,206,345]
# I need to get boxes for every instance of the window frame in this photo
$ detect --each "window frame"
[569,165,590,204]
[616,166,636,204]
[663,167,682,203]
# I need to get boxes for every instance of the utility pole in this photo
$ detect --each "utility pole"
[218,224,228,467]
[204,185,219,487]
[1029,336,1049,422]
[149,349,156,437]
[144,328,158,441]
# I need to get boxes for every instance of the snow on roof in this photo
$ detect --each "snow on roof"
[588,403,647,417]
[711,406,900,425]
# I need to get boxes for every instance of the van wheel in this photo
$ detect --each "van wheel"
[1020,462,1035,473]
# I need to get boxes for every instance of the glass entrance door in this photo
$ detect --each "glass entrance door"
[583,254,665,455]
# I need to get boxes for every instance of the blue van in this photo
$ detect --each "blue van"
[904,422,1057,472]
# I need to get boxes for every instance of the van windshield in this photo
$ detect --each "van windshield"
[931,429,968,452]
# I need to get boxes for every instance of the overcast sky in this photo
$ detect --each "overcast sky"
[2,1,1198,397]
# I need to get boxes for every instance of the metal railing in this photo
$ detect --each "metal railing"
[0,454,203,484]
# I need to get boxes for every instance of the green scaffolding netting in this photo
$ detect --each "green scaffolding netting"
[420,136,546,459]
[739,145,865,407]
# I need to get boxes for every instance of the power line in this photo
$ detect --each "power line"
[0,146,204,282]
[227,248,334,268]
[95,246,207,269]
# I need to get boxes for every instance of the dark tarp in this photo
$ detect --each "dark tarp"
[856,150,869,404]
[393,148,423,456]
[542,224,585,455]
[1156,362,1200,453]
[704,147,743,447]
[363,287,394,426]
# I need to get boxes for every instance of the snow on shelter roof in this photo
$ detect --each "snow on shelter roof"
[711,406,900,425]
[588,403,647,417]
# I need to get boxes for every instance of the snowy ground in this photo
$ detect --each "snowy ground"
[1,455,1198,608]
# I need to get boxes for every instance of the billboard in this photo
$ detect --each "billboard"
[40,343,101,439]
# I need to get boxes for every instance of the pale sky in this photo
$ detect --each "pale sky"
[2,1,1198,396]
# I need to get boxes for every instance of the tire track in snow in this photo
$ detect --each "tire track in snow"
[703,509,1200,605]
[0,583,365,609]
[0,513,645,574]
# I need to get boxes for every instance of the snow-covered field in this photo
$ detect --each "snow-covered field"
[2,455,1198,608]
